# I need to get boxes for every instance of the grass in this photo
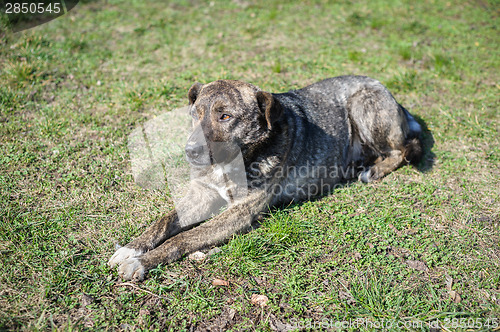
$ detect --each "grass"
[0,0,499,330]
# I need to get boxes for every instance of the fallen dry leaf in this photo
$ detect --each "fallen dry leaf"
[227,308,236,320]
[212,278,229,286]
[449,290,462,303]
[406,260,429,272]
[251,294,269,307]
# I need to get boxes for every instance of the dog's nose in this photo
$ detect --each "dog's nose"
[185,144,204,160]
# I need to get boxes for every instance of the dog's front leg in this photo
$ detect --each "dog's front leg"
[116,191,270,281]
[108,181,226,269]
[108,210,180,269]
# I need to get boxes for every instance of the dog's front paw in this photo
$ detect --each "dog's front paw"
[108,246,142,268]
[118,258,145,281]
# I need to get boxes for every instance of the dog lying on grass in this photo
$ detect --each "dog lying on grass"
[109,76,422,281]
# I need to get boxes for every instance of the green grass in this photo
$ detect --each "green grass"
[1,0,499,330]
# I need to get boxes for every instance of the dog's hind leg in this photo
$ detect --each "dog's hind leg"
[358,136,422,183]
[358,150,403,182]
[348,84,422,183]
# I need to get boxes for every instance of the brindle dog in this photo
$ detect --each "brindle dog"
[109,76,422,280]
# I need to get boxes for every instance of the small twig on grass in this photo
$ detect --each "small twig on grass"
[115,282,170,302]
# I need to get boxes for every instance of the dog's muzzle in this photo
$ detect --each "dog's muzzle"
[185,124,241,166]
[185,143,204,161]
[185,124,211,166]
[185,141,210,166]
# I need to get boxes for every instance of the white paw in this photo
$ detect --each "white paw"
[358,168,373,183]
[108,246,142,268]
[118,258,145,281]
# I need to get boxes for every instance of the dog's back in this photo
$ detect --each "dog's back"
[270,75,422,203]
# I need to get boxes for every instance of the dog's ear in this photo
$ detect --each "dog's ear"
[256,91,283,130]
[188,82,203,105]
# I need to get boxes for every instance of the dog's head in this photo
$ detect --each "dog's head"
[185,80,283,166]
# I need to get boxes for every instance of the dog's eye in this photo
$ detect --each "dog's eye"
[220,114,231,121]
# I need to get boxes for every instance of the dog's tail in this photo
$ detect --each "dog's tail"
[404,137,423,164]
[402,106,423,164]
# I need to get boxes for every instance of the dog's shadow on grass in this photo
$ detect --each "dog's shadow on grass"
[414,115,436,173]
